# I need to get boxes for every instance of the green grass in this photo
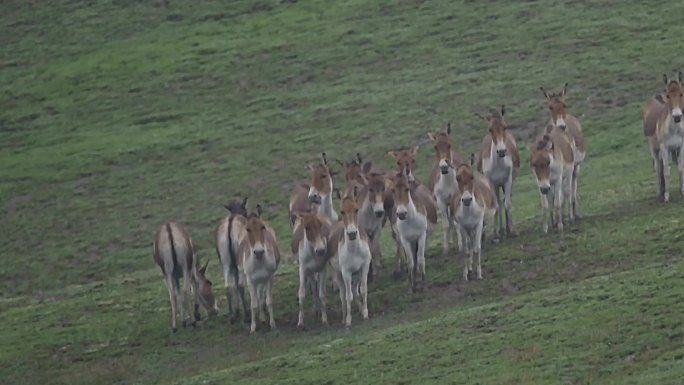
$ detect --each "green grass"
[1,0,683,384]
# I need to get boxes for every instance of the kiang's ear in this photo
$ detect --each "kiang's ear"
[242,196,248,208]
[336,159,345,168]
[321,152,329,166]
[293,209,307,221]
[541,135,554,151]
[663,74,669,85]
[333,188,342,200]
[540,86,550,99]
[256,204,263,217]
[446,122,452,135]
[199,259,209,275]
[362,161,373,174]
[427,132,437,142]
[655,94,666,104]
[387,150,399,158]
[474,112,488,121]
[500,104,506,117]
[679,70,683,83]
[356,153,363,164]
[561,83,568,97]
[410,145,420,155]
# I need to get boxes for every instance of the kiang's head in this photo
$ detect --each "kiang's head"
[295,210,327,257]
[541,84,569,130]
[390,172,412,220]
[530,134,554,195]
[387,145,419,182]
[455,164,475,207]
[427,123,453,174]
[196,260,219,316]
[308,153,334,204]
[659,72,684,125]
[476,105,508,158]
[340,188,361,240]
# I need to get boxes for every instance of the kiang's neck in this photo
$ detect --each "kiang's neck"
[318,193,334,215]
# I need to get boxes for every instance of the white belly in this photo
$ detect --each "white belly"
[397,218,427,242]
[664,134,684,152]
[338,241,371,273]
[456,208,484,230]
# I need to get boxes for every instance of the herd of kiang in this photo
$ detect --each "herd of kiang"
[151,73,684,333]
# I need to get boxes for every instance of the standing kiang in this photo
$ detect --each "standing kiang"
[541,83,587,219]
[338,154,390,281]
[327,188,372,328]
[291,209,332,328]
[289,152,339,227]
[235,206,281,334]
[388,168,437,292]
[451,164,497,281]
[643,72,684,202]
[386,146,438,280]
[215,197,250,324]
[427,123,465,256]
[530,128,575,233]
[475,105,520,240]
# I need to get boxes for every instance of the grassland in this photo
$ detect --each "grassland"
[1,0,683,384]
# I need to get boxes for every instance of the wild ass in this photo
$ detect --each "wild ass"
[153,222,218,332]
[215,197,250,323]
[387,147,437,278]
[337,153,386,186]
[427,123,464,256]
[289,153,339,226]
[328,191,372,327]
[338,157,390,279]
[388,145,420,182]
[236,208,281,334]
[541,83,587,217]
[291,210,332,328]
[389,171,437,292]
[475,106,520,239]
[530,129,575,233]
[643,72,684,202]
[451,164,497,281]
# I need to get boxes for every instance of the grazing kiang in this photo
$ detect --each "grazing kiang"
[389,171,437,292]
[475,106,520,239]
[327,190,372,327]
[530,129,575,233]
[643,72,684,202]
[236,206,281,334]
[289,152,339,227]
[451,164,497,281]
[215,197,250,323]
[427,123,464,256]
[541,83,587,218]
[153,222,218,332]
[291,210,332,328]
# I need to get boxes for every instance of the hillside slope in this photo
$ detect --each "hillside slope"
[1,0,683,384]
